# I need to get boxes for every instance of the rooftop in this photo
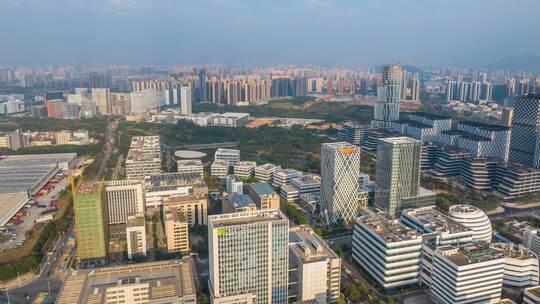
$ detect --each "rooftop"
[402,206,470,234]
[459,120,511,131]
[291,175,321,188]
[0,153,76,194]
[526,285,540,297]
[212,160,229,166]
[249,182,277,196]
[256,163,280,171]
[126,213,146,228]
[59,259,196,304]
[440,243,505,266]
[395,119,432,129]
[144,172,204,190]
[174,150,207,159]
[209,209,286,227]
[357,212,421,243]
[228,194,256,209]
[0,192,29,226]
[177,159,203,166]
[234,161,256,167]
[126,136,161,163]
[379,136,421,145]
[219,112,250,118]
[408,111,452,120]
[289,227,339,263]
[215,148,240,155]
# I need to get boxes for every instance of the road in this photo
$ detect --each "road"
[111,154,123,180]
[95,119,119,180]
[0,120,118,303]
[164,141,240,150]
[489,205,540,220]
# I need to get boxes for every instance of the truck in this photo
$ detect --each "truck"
[35,214,53,224]
[40,208,58,216]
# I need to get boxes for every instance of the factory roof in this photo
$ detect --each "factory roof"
[0,192,29,226]
[0,153,76,194]
[58,259,196,304]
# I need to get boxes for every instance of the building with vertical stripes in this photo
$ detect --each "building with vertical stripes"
[374,137,422,217]
[208,210,289,304]
[104,180,145,225]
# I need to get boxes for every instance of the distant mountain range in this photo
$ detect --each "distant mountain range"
[487,53,540,73]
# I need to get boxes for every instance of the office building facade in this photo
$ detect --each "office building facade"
[372,63,403,128]
[320,142,363,225]
[352,213,422,290]
[289,227,341,304]
[509,94,540,168]
[208,210,289,304]
[374,137,422,217]
[126,213,147,259]
[104,180,145,225]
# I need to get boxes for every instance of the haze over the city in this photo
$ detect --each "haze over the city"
[1,0,539,67]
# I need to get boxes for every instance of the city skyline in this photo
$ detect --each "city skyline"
[1,0,539,68]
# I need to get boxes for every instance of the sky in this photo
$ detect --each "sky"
[0,0,539,67]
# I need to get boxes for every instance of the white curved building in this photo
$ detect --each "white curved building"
[448,205,492,242]
[491,243,539,288]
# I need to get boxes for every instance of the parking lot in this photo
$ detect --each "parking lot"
[0,175,69,252]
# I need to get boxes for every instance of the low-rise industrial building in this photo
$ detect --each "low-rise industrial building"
[272,169,303,188]
[126,213,147,259]
[164,208,190,254]
[222,194,257,214]
[56,259,197,304]
[125,136,162,180]
[247,182,280,210]
[211,160,229,178]
[289,227,341,304]
[254,163,280,182]
[233,161,256,178]
[163,194,208,226]
[177,159,204,176]
[214,148,240,165]
[144,172,207,208]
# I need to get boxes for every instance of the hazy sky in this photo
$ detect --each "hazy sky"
[0,0,538,67]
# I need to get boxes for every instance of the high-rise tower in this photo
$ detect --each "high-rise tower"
[208,210,289,304]
[509,94,540,168]
[374,137,422,216]
[372,62,403,128]
[320,142,363,225]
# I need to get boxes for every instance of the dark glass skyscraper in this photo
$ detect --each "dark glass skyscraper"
[198,68,207,102]
[509,94,540,168]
